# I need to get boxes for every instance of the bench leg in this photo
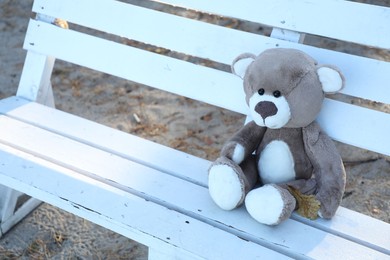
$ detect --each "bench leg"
[0,185,41,237]
[0,51,55,237]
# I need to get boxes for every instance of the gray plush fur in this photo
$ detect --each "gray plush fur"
[209,48,346,225]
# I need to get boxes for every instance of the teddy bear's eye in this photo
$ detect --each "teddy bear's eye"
[258,88,265,95]
[273,90,281,98]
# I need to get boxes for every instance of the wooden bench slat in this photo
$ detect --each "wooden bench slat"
[0,97,210,187]
[30,2,390,105]
[1,97,389,258]
[0,145,290,260]
[33,0,248,64]
[318,99,390,156]
[292,208,390,256]
[34,0,390,49]
[159,0,390,49]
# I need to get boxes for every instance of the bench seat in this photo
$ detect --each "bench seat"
[1,96,389,259]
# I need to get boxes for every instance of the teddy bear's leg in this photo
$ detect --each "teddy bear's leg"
[245,184,296,225]
[208,156,258,210]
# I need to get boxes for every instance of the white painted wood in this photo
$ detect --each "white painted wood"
[34,0,245,64]
[0,188,19,223]
[23,19,390,105]
[17,51,55,106]
[2,96,389,189]
[0,129,380,258]
[1,97,388,254]
[0,109,389,258]
[0,197,41,236]
[24,19,246,110]
[0,185,41,237]
[318,99,390,156]
[0,97,210,187]
[156,0,390,49]
[36,0,310,65]
[271,28,305,43]
[0,143,291,260]
[0,186,9,223]
[0,0,388,258]
[41,82,55,107]
[148,247,203,260]
[292,207,390,255]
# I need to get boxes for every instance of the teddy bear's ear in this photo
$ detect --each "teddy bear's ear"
[316,65,345,94]
[231,53,256,79]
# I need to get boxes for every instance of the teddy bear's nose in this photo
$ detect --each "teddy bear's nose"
[255,101,278,119]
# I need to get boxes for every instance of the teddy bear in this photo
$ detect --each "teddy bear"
[208,48,346,225]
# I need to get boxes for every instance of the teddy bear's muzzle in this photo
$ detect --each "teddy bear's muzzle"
[255,101,278,119]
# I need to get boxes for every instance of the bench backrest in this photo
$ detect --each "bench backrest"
[18,0,390,156]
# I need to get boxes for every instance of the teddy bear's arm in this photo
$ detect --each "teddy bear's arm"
[302,122,346,219]
[221,120,266,164]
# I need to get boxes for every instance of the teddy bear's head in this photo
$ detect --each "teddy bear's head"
[232,48,345,128]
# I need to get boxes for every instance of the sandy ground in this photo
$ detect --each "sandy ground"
[0,0,389,259]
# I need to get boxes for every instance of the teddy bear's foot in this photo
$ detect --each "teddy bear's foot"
[208,158,246,210]
[245,184,296,225]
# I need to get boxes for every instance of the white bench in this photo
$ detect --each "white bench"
[1,0,389,258]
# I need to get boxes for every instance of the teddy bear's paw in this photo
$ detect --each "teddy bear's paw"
[318,207,334,219]
[245,184,296,225]
[209,163,245,210]
[315,189,343,219]
[231,143,245,164]
[316,200,337,219]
